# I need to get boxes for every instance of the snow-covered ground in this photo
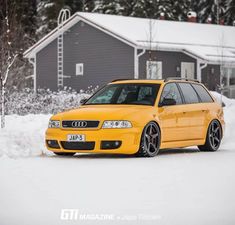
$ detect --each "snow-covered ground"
[0,93,235,225]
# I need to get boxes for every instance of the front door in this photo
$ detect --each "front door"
[177,82,205,140]
[181,62,195,79]
[146,61,162,79]
[158,82,190,142]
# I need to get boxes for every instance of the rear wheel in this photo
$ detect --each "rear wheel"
[198,120,222,152]
[54,152,75,156]
[136,122,161,157]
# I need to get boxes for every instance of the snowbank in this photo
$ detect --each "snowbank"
[0,92,234,157]
[211,92,235,149]
[0,115,50,157]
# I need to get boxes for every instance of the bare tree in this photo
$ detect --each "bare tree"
[0,1,18,128]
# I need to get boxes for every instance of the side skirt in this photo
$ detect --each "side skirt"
[160,139,205,149]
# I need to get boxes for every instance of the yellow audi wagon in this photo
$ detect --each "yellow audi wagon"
[45,78,225,157]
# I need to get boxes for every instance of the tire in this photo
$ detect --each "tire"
[136,122,161,157]
[198,120,222,152]
[54,152,75,156]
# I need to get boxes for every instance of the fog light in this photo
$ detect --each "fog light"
[101,141,122,149]
[46,140,60,149]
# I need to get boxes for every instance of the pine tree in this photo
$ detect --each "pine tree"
[171,0,191,21]
[197,0,226,24]
[37,0,96,38]
[94,0,119,14]
[132,0,174,19]
[16,0,37,37]
[226,0,235,25]
[118,0,141,16]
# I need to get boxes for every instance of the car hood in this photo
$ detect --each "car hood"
[53,105,152,121]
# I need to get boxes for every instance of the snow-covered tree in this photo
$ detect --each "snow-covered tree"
[0,0,20,128]
[226,0,235,25]
[131,0,171,19]
[94,0,119,14]
[37,0,96,38]
[171,0,191,21]
[197,0,226,24]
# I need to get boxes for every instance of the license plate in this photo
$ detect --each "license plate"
[67,134,85,142]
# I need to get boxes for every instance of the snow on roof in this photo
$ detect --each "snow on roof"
[24,12,235,64]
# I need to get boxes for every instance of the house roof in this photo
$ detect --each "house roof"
[24,12,235,64]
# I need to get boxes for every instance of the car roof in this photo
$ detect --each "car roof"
[110,79,165,84]
[110,78,200,85]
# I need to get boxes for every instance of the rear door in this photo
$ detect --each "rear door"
[191,83,215,138]
[177,82,205,140]
[158,82,190,142]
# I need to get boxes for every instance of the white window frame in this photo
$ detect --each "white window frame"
[76,63,84,76]
[181,62,195,79]
[146,61,162,79]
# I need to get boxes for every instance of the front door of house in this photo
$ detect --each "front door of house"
[146,61,162,79]
[181,62,195,79]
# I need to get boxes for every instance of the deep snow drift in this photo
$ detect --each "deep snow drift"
[0,92,235,225]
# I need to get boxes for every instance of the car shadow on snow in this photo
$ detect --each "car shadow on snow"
[159,148,200,155]
[49,148,200,159]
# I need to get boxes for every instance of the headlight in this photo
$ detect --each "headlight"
[48,120,60,128]
[102,120,132,128]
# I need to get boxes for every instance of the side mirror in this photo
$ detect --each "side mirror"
[80,98,88,105]
[222,101,226,107]
[160,98,176,106]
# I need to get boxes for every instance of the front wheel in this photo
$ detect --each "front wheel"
[198,120,222,152]
[136,122,161,157]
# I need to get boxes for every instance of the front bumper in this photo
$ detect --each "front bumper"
[45,127,142,154]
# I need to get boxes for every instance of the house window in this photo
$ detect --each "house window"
[76,63,84,76]
[222,67,235,86]
[221,67,235,98]
[146,61,162,79]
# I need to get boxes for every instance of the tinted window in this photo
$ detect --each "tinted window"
[192,84,214,103]
[178,83,199,104]
[160,83,182,105]
[85,83,160,106]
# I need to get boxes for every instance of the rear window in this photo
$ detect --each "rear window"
[192,84,214,103]
[178,83,199,104]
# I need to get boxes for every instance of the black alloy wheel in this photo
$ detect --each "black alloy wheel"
[198,120,222,152]
[136,122,161,157]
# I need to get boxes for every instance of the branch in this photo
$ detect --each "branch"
[3,53,18,86]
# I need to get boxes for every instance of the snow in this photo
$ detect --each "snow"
[0,92,235,225]
[25,12,235,63]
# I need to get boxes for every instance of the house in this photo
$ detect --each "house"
[24,12,235,97]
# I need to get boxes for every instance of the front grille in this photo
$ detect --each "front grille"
[62,120,99,128]
[61,141,95,150]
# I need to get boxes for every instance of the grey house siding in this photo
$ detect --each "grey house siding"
[201,64,220,91]
[138,50,197,79]
[36,21,134,91]
[62,21,134,90]
[36,40,58,90]
[35,20,220,92]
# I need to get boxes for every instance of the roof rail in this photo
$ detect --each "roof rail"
[111,78,134,82]
[164,77,200,83]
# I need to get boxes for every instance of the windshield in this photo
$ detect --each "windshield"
[85,83,160,106]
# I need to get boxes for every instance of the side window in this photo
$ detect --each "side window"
[178,83,199,104]
[192,84,214,103]
[160,83,182,105]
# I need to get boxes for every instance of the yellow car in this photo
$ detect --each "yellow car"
[45,78,225,157]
